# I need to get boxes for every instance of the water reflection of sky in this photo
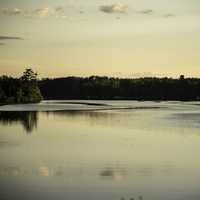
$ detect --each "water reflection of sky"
[0,162,178,179]
[1,101,200,200]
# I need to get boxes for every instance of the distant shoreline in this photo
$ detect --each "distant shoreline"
[39,76,200,101]
[2,71,200,103]
[1,98,200,107]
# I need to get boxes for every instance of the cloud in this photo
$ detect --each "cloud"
[1,8,22,16]
[0,7,66,18]
[54,6,67,18]
[32,7,53,18]
[0,36,23,40]
[163,13,175,18]
[137,9,176,18]
[100,168,126,181]
[138,9,153,14]
[55,6,65,14]
[0,36,23,46]
[99,3,128,14]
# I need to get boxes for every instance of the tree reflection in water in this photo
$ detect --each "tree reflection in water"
[0,111,38,134]
[0,110,115,134]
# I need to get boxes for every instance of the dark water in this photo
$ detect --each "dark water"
[0,101,200,200]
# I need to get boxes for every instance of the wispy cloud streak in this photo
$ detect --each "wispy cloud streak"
[163,13,175,18]
[0,36,23,40]
[138,9,153,14]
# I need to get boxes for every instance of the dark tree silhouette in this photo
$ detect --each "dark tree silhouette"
[0,68,42,104]
[39,75,200,101]
[1,70,200,102]
[21,68,38,82]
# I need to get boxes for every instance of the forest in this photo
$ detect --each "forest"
[1,70,200,103]
[0,69,42,104]
[39,75,200,101]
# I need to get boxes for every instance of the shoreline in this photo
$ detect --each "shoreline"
[1,98,200,107]
[1,100,200,112]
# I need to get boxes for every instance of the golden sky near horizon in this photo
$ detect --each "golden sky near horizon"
[0,0,200,78]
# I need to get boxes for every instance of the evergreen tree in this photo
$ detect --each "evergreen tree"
[0,68,42,104]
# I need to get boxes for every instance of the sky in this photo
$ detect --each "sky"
[0,0,200,78]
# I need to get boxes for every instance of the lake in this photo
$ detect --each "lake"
[0,100,200,200]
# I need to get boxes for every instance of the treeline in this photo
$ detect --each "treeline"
[39,75,200,101]
[1,71,200,102]
[0,69,42,104]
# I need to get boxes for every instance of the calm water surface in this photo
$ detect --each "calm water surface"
[0,101,200,200]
